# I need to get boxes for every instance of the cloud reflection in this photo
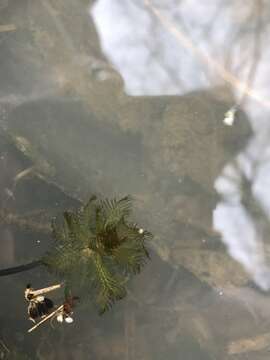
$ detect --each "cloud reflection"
[91,0,215,95]
[214,201,270,290]
[92,0,270,291]
[214,154,270,291]
[91,0,268,107]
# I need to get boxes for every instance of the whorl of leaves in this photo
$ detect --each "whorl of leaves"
[43,195,152,314]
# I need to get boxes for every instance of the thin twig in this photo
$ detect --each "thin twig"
[125,305,136,360]
[0,24,16,33]
[0,208,51,234]
[28,305,64,333]
[30,283,62,297]
[144,0,270,108]
[0,339,10,353]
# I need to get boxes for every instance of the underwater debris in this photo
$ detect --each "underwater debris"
[28,305,64,333]
[25,283,61,324]
[56,293,79,324]
[227,332,270,355]
[27,289,79,332]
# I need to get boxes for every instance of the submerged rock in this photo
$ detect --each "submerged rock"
[1,85,253,290]
[3,97,145,200]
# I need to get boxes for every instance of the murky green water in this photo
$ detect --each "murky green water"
[1,1,270,359]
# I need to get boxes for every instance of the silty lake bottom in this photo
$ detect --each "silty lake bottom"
[1,0,270,359]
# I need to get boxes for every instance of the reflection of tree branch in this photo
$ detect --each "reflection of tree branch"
[130,0,186,92]
[0,208,51,234]
[201,0,229,40]
[222,155,270,240]
[224,2,257,71]
[235,0,264,108]
[144,0,270,108]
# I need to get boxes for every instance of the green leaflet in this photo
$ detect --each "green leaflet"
[93,253,126,314]
[101,196,133,230]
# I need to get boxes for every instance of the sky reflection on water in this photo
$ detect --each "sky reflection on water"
[1,0,270,358]
[92,0,270,294]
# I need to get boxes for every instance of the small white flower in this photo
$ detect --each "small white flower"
[223,107,236,126]
[65,316,74,324]
[138,228,144,234]
[57,314,63,323]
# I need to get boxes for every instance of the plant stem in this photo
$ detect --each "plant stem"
[0,260,43,277]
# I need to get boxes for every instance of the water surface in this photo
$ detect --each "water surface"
[0,1,270,359]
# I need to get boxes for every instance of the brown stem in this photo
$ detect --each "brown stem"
[0,260,43,277]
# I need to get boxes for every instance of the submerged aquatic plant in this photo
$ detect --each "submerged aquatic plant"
[0,195,152,314]
[44,195,151,313]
